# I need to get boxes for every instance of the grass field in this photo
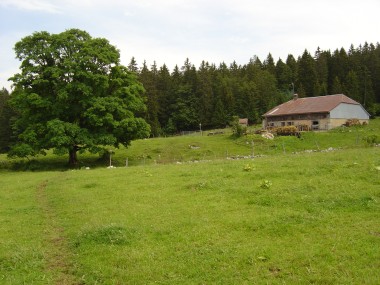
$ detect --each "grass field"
[0,120,379,284]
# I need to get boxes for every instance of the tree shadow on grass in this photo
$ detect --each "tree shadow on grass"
[0,155,109,172]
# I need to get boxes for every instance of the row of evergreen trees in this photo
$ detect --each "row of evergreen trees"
[132,42,380,136]
[1,42,379,151]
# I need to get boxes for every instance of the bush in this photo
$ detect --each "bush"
[363,134,379,146]
[367,103,380,116]
[230,116,247,137]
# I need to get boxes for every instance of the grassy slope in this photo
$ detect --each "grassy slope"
[1,119,379,170]
[0,119,379,284]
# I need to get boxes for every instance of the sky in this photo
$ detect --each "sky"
[1,0,379,90]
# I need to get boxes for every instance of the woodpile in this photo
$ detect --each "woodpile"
[344,118,360,127]
[272,126,299,136]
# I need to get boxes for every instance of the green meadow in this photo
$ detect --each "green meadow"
[1,120,379,284]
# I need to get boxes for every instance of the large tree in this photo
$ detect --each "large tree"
[9,29,150,166]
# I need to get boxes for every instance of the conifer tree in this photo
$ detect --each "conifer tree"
[344,70,361,102]
[128,57,139,73]
[297,50,318,96]
[139,61,161,136]
[263,53,276,76]
[156,64,173,129]
[0,88,14,153]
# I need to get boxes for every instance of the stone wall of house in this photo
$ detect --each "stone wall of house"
[329,118,369,128]
[263,117,369,131]
[264,118,330,130]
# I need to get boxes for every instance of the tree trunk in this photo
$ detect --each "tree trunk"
[68,147,78,167]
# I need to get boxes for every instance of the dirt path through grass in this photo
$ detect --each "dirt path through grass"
[36,178,81,285]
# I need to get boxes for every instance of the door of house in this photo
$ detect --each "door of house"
[312,120,319,130]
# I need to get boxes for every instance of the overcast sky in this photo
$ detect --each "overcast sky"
[1,0,379,90]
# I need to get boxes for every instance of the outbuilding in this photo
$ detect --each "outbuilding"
[262,94,370,131]
[239,118,249,127]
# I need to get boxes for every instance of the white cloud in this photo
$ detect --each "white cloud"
[0,0,61,13]
[0,0,379,89]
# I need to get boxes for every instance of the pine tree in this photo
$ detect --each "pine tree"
[331,76,343,94]
[344,70,361,102]
[156,64,173,129]
[263,53,276,75]
[297,50,318,96]
[328,48,349,94]
[197,61,214,127]
[139,61,161,136]
[314,48,330,96]
[211,98,227,128]
[128,57,139,73]
[0,88,14,153]
[254,70,280,112]
[275,58,293,93]
[285,54,297,83]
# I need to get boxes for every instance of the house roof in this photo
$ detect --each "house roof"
[263,94,360,117]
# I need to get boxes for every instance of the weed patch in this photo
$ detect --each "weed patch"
[73,224,137,247]
[187,181,210,191]
[260,180,272,189]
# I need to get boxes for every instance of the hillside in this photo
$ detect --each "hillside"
[1,118,378,170]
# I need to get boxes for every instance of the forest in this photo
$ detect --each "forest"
[133,42,380,136]
[1,42,380,151]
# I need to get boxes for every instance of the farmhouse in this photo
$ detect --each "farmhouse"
[262,94,370,131]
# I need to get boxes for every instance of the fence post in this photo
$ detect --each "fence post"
[314,140,320,151]
[125,158,128,167]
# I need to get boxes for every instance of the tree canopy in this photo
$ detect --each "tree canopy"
[134,42,380,135]
[9,29,150,166]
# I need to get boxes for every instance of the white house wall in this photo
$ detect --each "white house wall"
[330,103,370,119]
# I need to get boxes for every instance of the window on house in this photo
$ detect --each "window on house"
[281,122,286,126]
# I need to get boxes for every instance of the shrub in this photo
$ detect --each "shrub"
[230,116,247,137]
[363,134,379,146]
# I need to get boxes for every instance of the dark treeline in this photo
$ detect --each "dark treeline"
[0,88,13,153]
[1,42,380,151]
[133,42,380,136]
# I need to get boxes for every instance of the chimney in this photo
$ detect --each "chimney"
[293,93,298,100]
